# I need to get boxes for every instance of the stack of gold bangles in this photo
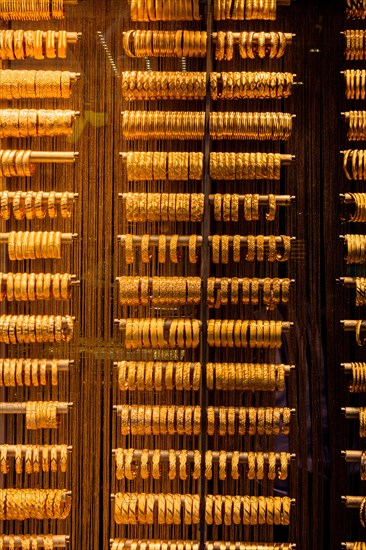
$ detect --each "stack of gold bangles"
[114,492,200,525]
[211,72,294,99]
[115,448,201,480]
[360,407,366,437]
[122,111,292,140]
[344,70,366,99]
[117,361,201,391]
[0,534,57,549]
[122,234,200,265]
[0,489,71,519]
[205,451,289,480]
[355,277,366,306]
[345,234,366,263]
[126,151,203,180]
[345,112,366,139]
[205,495,291,525]
[346,0,366,19]
[206,406,291,435]
[7,231,63,260]
[343,149,366,178]
[341,193,366,221]
[0,358,60,386]
[231,31,288,59]
[0,71,75,99]
[118,405,201,436]
[211,235,291,263]
[210,112,293,140]
[122,111,205,139]
[210,152,282,180]
[122,72,206,101]
[206,363,286,391]
[0,444,68,474]
[0,109,76,137]
[0,150,35,176]
[0,314,74,344]
[214,0,277,20]
[207,319,284,348]
[213,193,278,221]
[0,0,65,20]
[0,29,70,59]
[0,190,75,219]
[124,192,204,222]
[119,277,201,306]
[111,543,199,550]
[348,362,366,392]
[344,30,366,59]
[122,30,207,57]
[1,272,73,301]
[128,0,201,21]
[121,318,200,349]
[207,277,290,309]
[25,401,64,429]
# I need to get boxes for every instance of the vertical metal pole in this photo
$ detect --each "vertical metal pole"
[199,1,212,548]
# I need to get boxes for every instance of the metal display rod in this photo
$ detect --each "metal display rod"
[118,193,295,206]
[114,318,203,329]
[117,235,295,245]
[0,402,73,413]
[110,493,297,504]
[342,407,362,418]
[341,320,366,331]
[4,445,72,457]
[0,192,79,200]
[0,274,79,285]
[341,450,363,462]
[211,32,295,42]
[111,449,296,462]
[341,363,364,372]
[119,152,295,165]
[109,542,297,550]
[0,233,78,243]
[113,405,296,415]
[341,496,365,508]
[0,536,69,548]
[115,276,295,287]
[26,152,79,163]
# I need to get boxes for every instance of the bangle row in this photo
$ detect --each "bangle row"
[346,0,366,19]
[0,0,64,20]
[117,361,201,391]
[344,30,366,60]
[1,272,72,301]
[8,231,62,260]
[0,150,35,177]
[208,277,290,309]
[122,318,200,349]
[123,30,207,58]
[0,489,71,520]
[111,543,294,550]
[114,492,200,525]
[345,111,366,140]
[25,401,61,430]
[0,190,74,219]
[210,152,281,180]
[0,314,74,344]
[115,448,201,481]
[122,111,292,141]
[207,319,284,349]
[205,495,290,526]
[213,193,278,221]
[0,535,57,549]
[214,0,277,20]
[0,444,68,474]
[126,151,203,181]
[349,362,366,392]
[125,192,204,222]
[207,406,291,436]
[0,109,76,138]
[129,0,201,21]
[211,235,291,264]
[342,193,366,220]
[360,408,366,437]
[119,276,201,306]
[122,234,199,265]
[0,358,59,387]
[0,29,70,59]
[345,234,366,263]
[0,70,74,99]
[122,71,293,101]
[118,405,201,436]
[207,363,286,391]
[343,149,366,179]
